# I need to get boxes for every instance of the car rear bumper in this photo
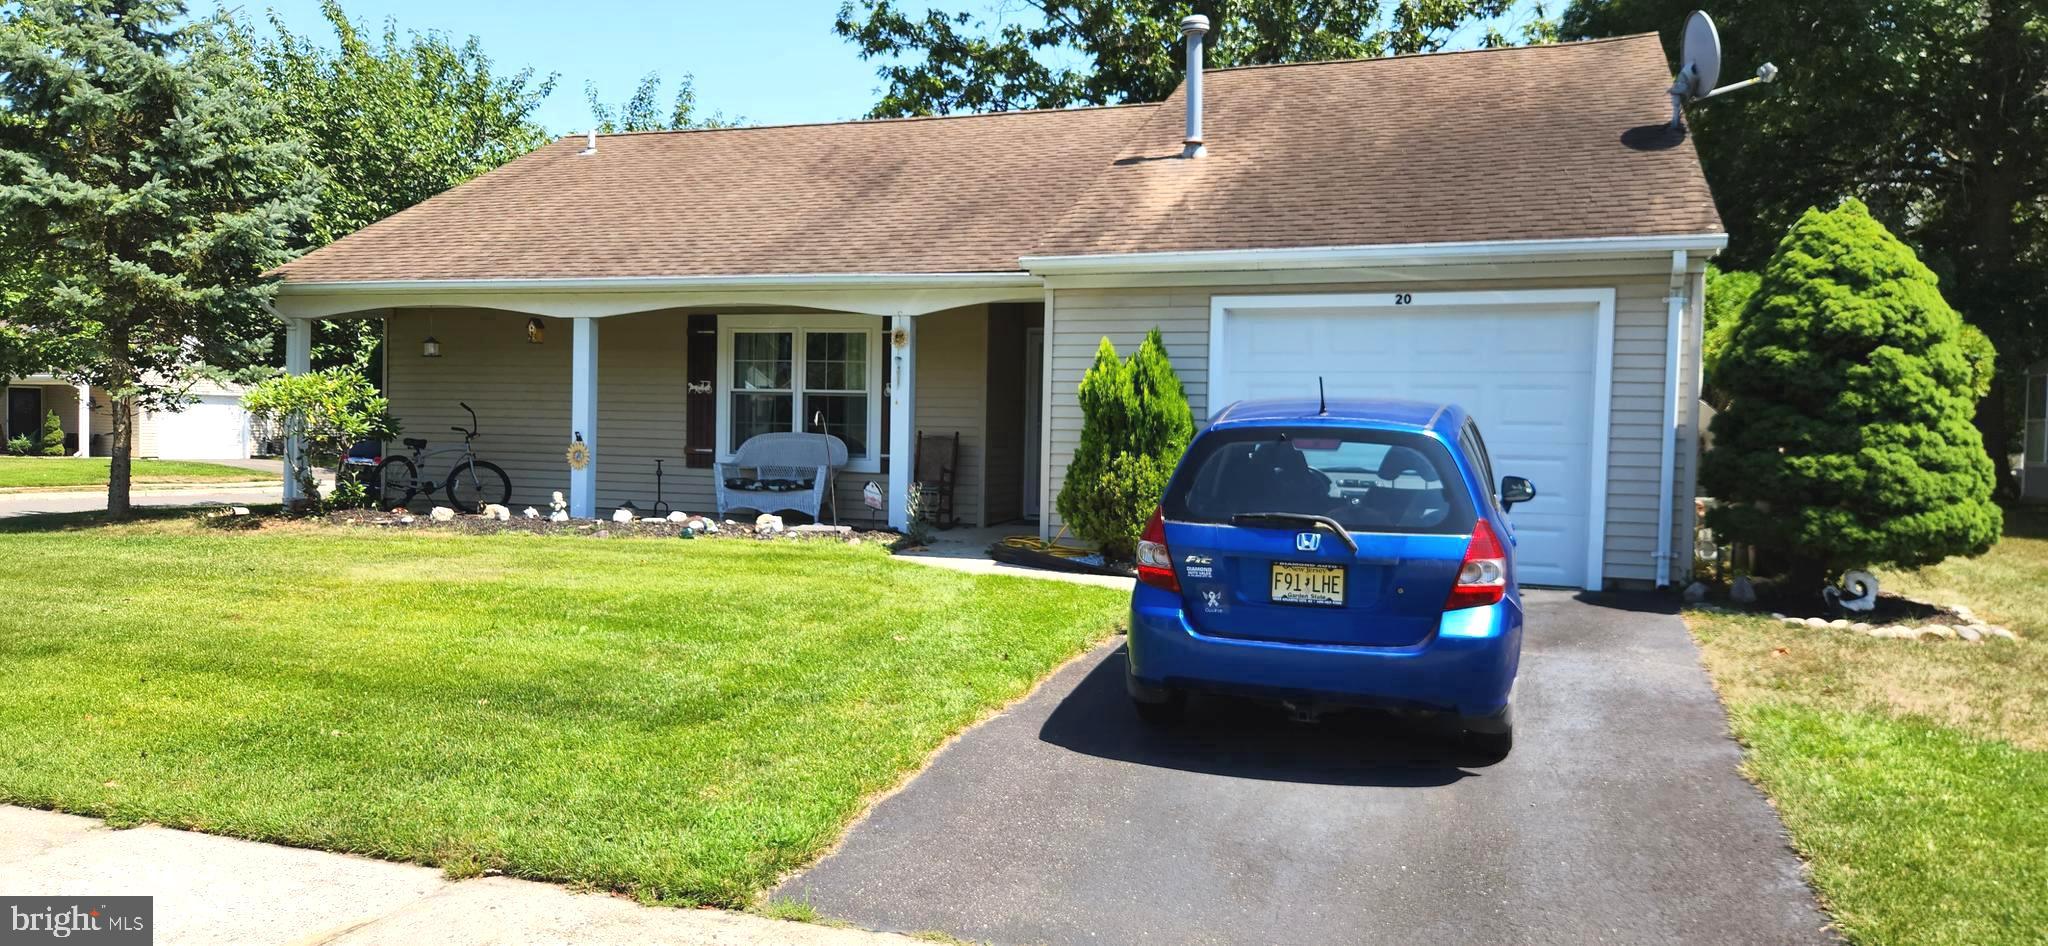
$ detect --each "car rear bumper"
[1126,586,1522,718]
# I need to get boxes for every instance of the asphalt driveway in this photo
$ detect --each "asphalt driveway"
[779,590,1835,945]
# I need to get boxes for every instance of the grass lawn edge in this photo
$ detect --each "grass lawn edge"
[756,631,1120,915]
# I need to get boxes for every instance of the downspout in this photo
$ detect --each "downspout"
[1655,249,1688,589]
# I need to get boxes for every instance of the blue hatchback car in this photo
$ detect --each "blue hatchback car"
[1126,397,1537,754]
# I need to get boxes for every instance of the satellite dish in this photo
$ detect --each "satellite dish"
[1667,9,1779,129]
[1678,11,1722,99]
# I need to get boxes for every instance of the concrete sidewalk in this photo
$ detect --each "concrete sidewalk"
[0,807,909,946]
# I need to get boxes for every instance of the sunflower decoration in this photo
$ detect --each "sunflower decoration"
[565,438,590,471]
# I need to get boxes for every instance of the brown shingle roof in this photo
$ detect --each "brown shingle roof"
[275,34,1718,284]
[1033,34,1722,259]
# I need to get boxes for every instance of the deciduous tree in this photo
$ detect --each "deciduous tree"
[1564,0,2047,494]
[836,0,1555,116]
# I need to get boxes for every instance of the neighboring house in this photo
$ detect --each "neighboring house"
[270,32,1724,590]
[3,374,255,460]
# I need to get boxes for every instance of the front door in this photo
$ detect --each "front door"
[1022,328,1043,518]
[6,388,41,444]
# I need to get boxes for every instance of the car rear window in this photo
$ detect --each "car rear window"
[1163,427,1477,535]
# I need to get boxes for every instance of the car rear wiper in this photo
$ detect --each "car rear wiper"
[1230,512,1360,554]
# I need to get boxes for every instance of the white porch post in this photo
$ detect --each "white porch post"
[281,318,313,504]
[73,382,90,457]
[888,314,917,530]
[569,317,599,518]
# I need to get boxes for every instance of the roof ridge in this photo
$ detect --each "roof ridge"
[1202,33,1662,76]
[566,99,1162,140]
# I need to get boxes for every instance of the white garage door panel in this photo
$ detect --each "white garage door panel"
[149,395,252,460]
[1214,296,1609,589]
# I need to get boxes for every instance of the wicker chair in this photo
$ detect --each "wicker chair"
[715,432,848,523]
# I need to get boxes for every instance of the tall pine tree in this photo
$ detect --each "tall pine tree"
[0,0,319,516]
[1702,201,2001,592]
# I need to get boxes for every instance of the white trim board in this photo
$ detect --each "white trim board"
[1025,234,1729,275]
[1207,288,1616,591]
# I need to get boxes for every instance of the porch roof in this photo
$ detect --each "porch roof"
[273,34,1721,288]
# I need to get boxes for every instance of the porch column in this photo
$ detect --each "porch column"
[887,314,917,530]
[73,382,90,457]
[281,317,313,504]
[569,317,599,518]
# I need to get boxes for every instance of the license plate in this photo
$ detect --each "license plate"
[1271,562,1345,606]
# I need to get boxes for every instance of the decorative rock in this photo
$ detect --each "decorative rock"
[676,529,695,540]
[595,529,610,538]
[483,504,511,521]
[1876,626,1916,639]
[523,507,540,519]
[229,505,252,516]
[430,506,456,522]
[1827,619,1851,629]
[1770,612,1788,621]
[1782,617,1806,627]
[1987,627,2017,642]
[1850,622,1872,632]
[1803,617,1829,629]
[1862,624,1893,636]
[612,507,635,524]
[754,513,785,534]
[1682,581,1709,603]
[1730,576,1758,604]
[396,515,415,525]
[667,510,689,523]
[792,523,853,536]
[1919,624,1957,639]
[1956,625,1983,642]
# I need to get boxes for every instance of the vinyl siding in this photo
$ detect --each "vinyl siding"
[912,305,989,527]
[383,306,993,525]
[1043,264,1703,588]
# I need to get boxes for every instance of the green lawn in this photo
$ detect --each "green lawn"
[1688,508,2048,945]
[0,456,267,489]
[0,518,1128,907]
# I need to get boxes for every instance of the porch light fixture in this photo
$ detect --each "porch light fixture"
[526,317,545,344]
[422,336,442,358]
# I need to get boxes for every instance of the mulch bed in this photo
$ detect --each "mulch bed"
[320,508,900,545]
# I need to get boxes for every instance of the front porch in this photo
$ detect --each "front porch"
[280,289,1046,531]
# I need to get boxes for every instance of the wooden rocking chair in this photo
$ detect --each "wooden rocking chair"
[914,430,959,529]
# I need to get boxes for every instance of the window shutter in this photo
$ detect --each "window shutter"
[686,314,716,468]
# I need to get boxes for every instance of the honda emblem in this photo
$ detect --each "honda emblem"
[1295,532,1322,552]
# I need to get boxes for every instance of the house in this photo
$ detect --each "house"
[270,30,1724,590]
[5,374,254,460]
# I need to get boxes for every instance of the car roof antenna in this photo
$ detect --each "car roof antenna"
[1317,376,1328,416]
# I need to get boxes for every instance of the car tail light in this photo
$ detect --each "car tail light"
[1136,507,1179,592]
[1444,519,1507,611]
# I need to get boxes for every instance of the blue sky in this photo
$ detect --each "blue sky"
[203,0,1552,134]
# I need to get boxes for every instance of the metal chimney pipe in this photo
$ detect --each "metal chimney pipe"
[1181,15,1209,158]
[580,129,597,156]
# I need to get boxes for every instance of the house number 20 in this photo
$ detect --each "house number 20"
[1393,293,1414,304]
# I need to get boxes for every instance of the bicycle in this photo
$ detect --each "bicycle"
[371,402,513,513]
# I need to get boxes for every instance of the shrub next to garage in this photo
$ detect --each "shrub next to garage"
[1058,330,1194,562]
[1703,200,2002,591]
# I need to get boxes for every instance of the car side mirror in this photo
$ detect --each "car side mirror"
[1500,475,1536,511]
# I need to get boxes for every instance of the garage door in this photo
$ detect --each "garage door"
[148,395,252,460]
[1211,294,1609,589]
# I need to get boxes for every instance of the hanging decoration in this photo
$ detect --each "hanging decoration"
[526,317,546,344]
[565,432,590,470]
